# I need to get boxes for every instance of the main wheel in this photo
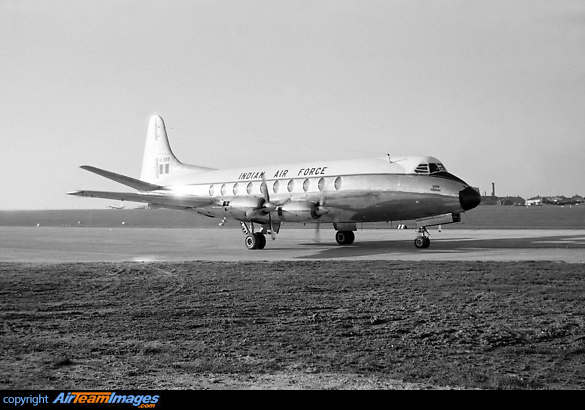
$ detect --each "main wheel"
[256,233,266,250]
[245,234,259,250]
[335,230,355,245]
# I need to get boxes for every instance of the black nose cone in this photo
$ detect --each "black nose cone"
[459,186,481,211]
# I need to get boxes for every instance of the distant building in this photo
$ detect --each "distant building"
[545,196,564,205]
[482,193,583,207]
[525,198,543,206]
[477,183,584,206]
[480,198,497,205]
[540,195,583,205]
[497,196,525,206]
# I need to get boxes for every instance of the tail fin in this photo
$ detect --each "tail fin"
[140,115,213,182]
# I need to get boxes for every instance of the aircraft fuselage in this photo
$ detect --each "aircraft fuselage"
[160,157,474,225]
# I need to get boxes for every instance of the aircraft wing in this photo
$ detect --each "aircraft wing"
[67,190,213,209]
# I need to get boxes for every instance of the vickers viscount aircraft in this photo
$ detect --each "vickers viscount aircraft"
[68,115,481,250]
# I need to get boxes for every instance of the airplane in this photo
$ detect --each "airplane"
[68,115,481,250]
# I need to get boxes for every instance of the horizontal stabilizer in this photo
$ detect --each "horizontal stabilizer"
[80,166,163,192]
[67,190,212,209]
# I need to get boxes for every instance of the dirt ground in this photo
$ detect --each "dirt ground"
[1,260,584,390]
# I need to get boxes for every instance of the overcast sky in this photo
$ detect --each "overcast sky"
[1,0,584,209]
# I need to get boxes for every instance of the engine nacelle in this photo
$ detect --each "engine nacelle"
[277,201,318,222]
[224,197,264,219]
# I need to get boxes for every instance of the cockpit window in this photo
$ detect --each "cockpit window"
[415,163,429,174]
[429,163,446,173]
[415,162,447,174]
[415,161,465,183]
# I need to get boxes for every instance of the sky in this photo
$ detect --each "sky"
[1,0,584,210]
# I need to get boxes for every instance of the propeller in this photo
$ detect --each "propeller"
[315,195,329,217]
[260,176,277,240]
[313,195,329,242]
[314,219,322,242]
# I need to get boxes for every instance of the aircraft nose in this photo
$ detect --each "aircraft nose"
[459,186,481,211]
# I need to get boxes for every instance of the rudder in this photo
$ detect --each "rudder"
[140,115,212,182]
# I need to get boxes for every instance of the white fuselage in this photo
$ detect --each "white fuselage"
[156,156,470,224]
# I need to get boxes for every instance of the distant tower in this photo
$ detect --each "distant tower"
[492,183,496,197]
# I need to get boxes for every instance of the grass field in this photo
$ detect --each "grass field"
[1,260,583,390]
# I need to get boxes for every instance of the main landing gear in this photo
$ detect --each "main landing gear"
[335,230,355,245]
[245,232,266,250]
[241,222,272,250]
[414,227,431,249]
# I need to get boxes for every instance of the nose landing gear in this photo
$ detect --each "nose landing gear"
[414,227,431,249]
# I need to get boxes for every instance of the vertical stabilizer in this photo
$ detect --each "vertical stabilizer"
[140,115,212,182]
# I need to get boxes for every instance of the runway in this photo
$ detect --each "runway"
[1,227,585,263]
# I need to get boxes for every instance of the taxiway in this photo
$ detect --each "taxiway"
[1,227,584,263]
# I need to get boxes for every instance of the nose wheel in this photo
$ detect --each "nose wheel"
[414,227,431,249]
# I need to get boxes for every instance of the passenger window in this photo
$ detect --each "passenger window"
[334,177,342,190]
[221,183,227,196]
[287,180,294,193]
[318,177,325,191]
[209,184,216,196]
[233,183,240,196]
[303,179,310,192]
[273,180,280,193]
[246,182,253,195]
